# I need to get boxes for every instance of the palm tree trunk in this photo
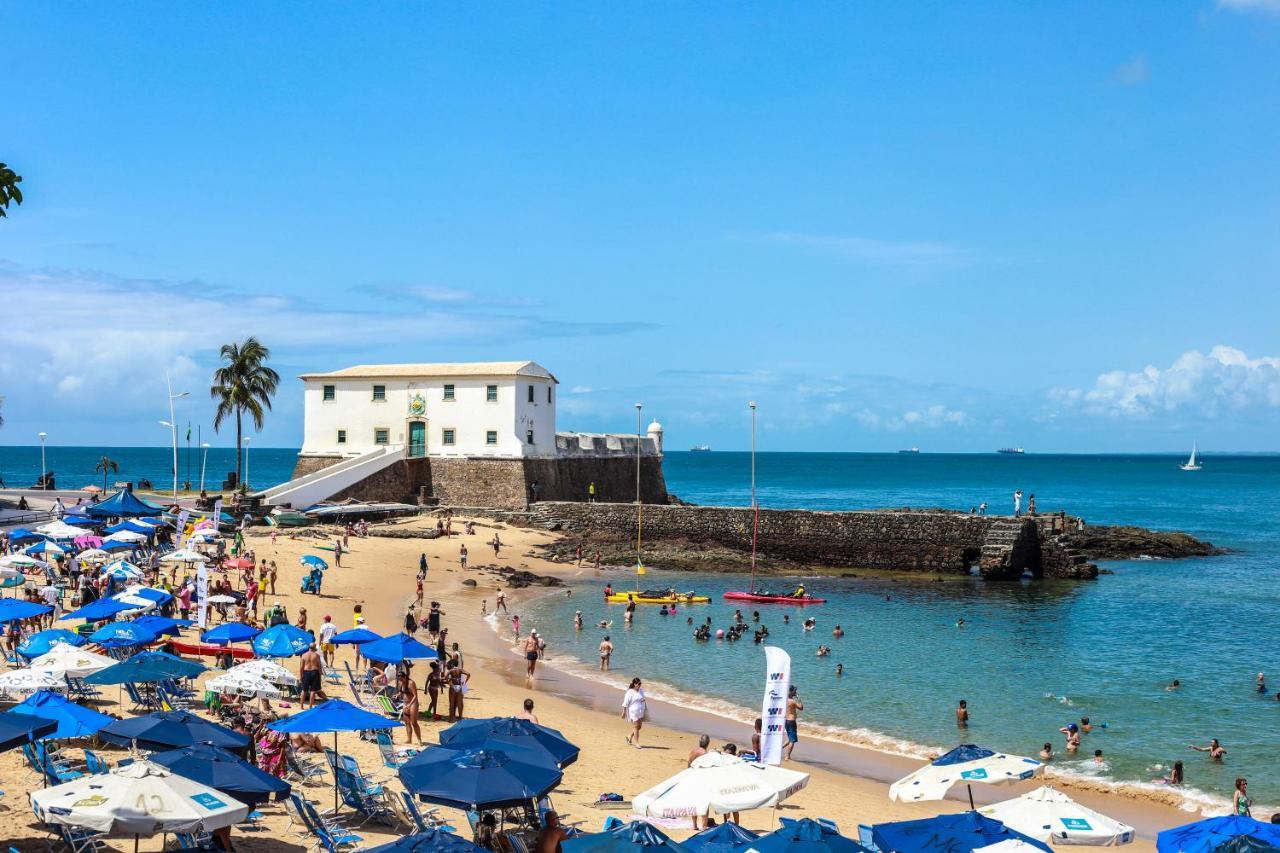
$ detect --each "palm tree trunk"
[235,408,244,488]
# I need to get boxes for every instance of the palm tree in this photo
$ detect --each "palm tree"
[95,455,119,492]
[0,162,22,218]
[210,337,280,489]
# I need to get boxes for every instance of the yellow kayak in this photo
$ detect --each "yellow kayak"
[606,592,710,605]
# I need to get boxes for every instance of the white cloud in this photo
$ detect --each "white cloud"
[1051,346,1280,417]
[852,404,970,432]
[569,385,594,394]
[1217,0,1280,14]
[1111,54,1149,86]
[759,233,983,269]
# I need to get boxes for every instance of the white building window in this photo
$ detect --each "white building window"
[374,428,390,445]
[372,385,386,402]
[443,384,455,401]
[527,385,535,403]
[442,428,456,446]
[526,428,535,445]
[337,429,347,444]
[547,386,552,403]
[322,385,335,401]
[486,430,498,446]
[486,384,498,402]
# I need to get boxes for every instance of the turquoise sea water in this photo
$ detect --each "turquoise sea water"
[0,445,301,493]
[516,451,1280,815]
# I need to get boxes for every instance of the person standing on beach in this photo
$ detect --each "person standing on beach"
[1234,778,1252,816]
[622,677,647,748]
[298,643,326,709]
[319,615,336,667]
[419,552,428,577]
[427,601,444,639]
[523,631,541,679]
[446,658,470,722]
[460,544,468,570]
[1028,493,1037,515]
[588,482,596,503]
[398,670,423,746]
[333,539,343,567]
[491,534,502,557]
[956,699,969,728]
[783,685,802,760]
[495,588,508,613]
[599,635,613,670]
[512,614,521,639]
[594,551,602,570]
[1013,490,1023,517]
[1190,738,1227,761]
[575,544,583,567]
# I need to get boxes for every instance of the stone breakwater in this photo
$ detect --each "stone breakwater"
[528,502,1101,579]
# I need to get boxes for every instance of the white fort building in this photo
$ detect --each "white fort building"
[264,361,668,510]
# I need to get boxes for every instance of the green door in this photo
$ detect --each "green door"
[408,421,426,458]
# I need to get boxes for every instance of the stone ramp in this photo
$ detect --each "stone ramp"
[258,446,405,509]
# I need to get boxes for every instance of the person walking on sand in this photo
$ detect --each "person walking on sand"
[575,544,583,567]
[419,552,428,577]
[784,685,803,760]
[491,534,502,557]
[512,614,521,640]
[523,631,541,679]
[460,544,468,570]
[319,615,337,667]
[424,661,442,721]
[415,576,424,607]
[594,550,602,570]
[298,643,327,709]
[333,539,343,567]
[1013,490,1023,517]
[398,670,423,746]
[495,588,507,613]
[622,677,647,748]
[599,635,613,670]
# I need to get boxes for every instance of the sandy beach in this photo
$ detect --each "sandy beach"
[0,511,1194,851]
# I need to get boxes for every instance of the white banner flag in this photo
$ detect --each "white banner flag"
[196,499,221,628]
[174,509,190,549]
[759,645,792,765]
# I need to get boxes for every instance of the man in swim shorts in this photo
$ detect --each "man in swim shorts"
[524,630,541,678]
[599,635,613,671]
[299,643,327,709]
[784,685,802,760]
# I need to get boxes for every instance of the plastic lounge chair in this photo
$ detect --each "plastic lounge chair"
[374,731,416,769]
[376,693,403,718]
[82,749,109,775]
[296,793,365,851]
[55,824,107,853]
[858,825,879,852]
[506,831,532,853]
[335,765,395,827]
[286,748,329,787]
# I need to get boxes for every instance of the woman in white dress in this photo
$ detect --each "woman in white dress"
[621,677,647,748]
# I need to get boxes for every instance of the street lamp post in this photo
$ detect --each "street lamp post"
[165,373,190,498]
[243,436,252,493]
[37,432,47,490]
[199,443,211,493]
[749,401,757,578]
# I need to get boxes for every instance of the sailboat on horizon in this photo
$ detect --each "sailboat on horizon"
[1180,441,1203,471]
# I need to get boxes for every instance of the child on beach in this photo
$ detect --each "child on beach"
[512,614,521,639]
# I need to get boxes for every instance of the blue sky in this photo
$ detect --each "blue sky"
[3,2,1279,452]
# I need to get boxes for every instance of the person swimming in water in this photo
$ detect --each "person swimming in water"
[1167,679,1181,691]
[1040,742,1054,761]
[1190,738,1227,761]
[1257,673,1267,694]
[1060,723,1081,751]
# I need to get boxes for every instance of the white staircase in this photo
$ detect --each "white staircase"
[257,446,405,509]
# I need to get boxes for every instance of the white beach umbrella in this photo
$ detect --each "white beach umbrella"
[228,658,299,686]
[977,841,1052,853]
[28,641,118,679]
[37,520,91,540]
[979,786,1135,846]
[632,751,810,819]
[0,554,51,571]
[0,667,67,694]
[105,530,149,544]
[30,758,249,837]
[206,671,283,699]
[160,549,208,563]
[890,745,1043,808]
[206,594,238,604]
[186,530,219,544]
[101,559,145,579]
[76,548,111,563]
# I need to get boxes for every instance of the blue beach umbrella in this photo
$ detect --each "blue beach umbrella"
[270,699,403,812]
[100,709,249,753]
[369,829,487,853]
[361,632,439,664]
[743,819,872,853]
[100,538,139,552]
[23,539,66,556]
[61,597,134,622]
[7,527,43,543]
[88,621,159,649]
[300,554,328,570]
[202,622,262,645]
[683,822,760,853]
[871,812,1051,853]
[1158,817,1280,853]
[17,629,86,659]
[0,597,52,624]
[8,690,114,739]
[439,716,580,768]
[253,623,313,657]
[84,650,207,685]
[132,615,191,637]
[331,627,381,645]
[85,487,164,518]
[562,821,692,853]
[399,746,562,811]
[149,742,291,806]
[0,712,59,753]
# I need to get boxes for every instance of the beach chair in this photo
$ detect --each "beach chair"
[65,678,101,700]
[122,681,149,712]
[376,693,403,718]
[173,830,216,850]
[286,748,329,787]
[374,730,416,769]
[293,792,365,851]
[323,665,344,686]
[335,765,396,827]
[506,831,532,853]
[52,824,107,853]
[35,742,82,784]
[82,749,109,775]
[857,825,879,852]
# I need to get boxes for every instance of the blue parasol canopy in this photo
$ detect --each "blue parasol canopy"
[740,819,872,853]
[7,690,114,740]
[0,598,53,624]
[369,829,487,853]
[1158,817,1280,853]
[61,597,134,622]
[399,746,562,810]
[439,716,579,768]
[0,712,59,753]
[88,621,159,649]
[300,554,328,570]
[252,623,313,657]
[84,650,207,684]
[23,540,66,555]
[7,527,43,543]
[871,811,1051,853]
[85,487,164,518]
[149,742,291,806]
[101,710,250,753]
[361,632,439,664]
[17,629,86,659]
[202,622,261,645]
[132,615,191,637]
[331,628,382,644]
[270,699,402,734]
[563,821,693,853]
[682,822,760,853]
[100,539,139,552]
[104,521,155,535]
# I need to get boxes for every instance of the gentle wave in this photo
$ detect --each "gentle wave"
[484,603,1237,818]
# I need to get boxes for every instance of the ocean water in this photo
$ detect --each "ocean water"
[518,451,1280,814]
[0,445,301,493]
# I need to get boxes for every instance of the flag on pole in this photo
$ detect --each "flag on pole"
[759,646,792,765]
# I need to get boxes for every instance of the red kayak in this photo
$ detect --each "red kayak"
[723,592,826,605]
[171,640,255,660]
